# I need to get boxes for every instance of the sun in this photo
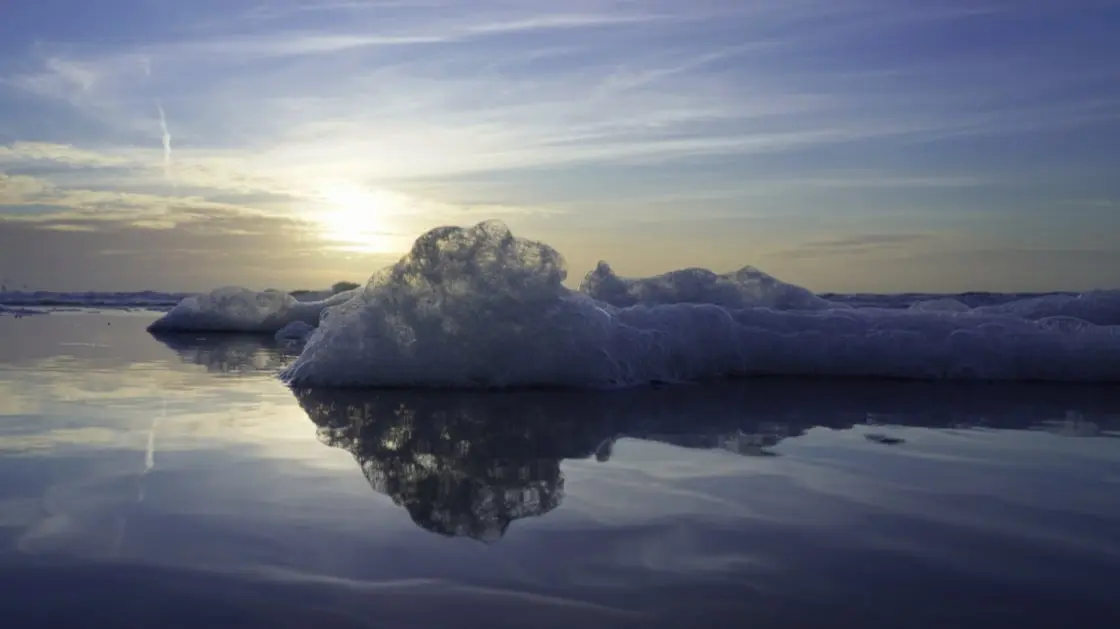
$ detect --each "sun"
[314,182,404,254]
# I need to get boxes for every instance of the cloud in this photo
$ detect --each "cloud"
[1063,198,1119,211]
[242,1,421,21]
[0,173,286,230]
[35,222,101,233]
[0,141,307,203]
[771,233,939,260]
[597,43,785,94]
[805,234,935,249]
[0,162,552,260]
[13,57,98,100]
[1,0,1117,293]
[164,33,446,58]
[0,173,52,198]
[43,57,97,91]
[146,8,669,60]
[459,12,667,35]
[0,217,398,291]
[2,55,127,107]
[7,1,1116,184]
[0,142,130,168]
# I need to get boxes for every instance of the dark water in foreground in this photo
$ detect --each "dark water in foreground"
[1,313,1119,628]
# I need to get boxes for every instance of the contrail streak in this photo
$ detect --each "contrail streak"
[156,101,173,184]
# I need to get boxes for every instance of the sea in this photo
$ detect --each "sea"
[1,308,1118,628]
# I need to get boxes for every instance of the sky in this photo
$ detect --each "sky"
[1,0,1118,293]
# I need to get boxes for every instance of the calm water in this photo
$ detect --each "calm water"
[1,312,1119,628]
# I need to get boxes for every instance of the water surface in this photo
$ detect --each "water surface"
[1,312,1118,627]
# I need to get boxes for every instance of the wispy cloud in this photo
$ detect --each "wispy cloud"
[156,8,669,60]
[1,0,1118,290]
[0,173,52,198]
[1063,198,1119,211]
[0,142,129,168]
[8,0,1116,179]
[0,173,281,230]
[805,234,934,249]
[771,233,941,261]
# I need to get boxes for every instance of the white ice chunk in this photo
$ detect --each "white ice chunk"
[580,261,833,310]
[148,287,356,333]
[908,298,972,313]
[977,290,1120,325]
[280,221,1120,388]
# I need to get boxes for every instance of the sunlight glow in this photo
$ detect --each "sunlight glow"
[314,182,406,254]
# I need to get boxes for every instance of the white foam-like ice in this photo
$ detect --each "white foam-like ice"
[278,221,1120,388]
[908,298,972,313]
[148,287,356,333]
[580,262,834,310]
[975,291,1120,325]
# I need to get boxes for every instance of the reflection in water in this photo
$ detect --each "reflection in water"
[151,332,1120,541]
[293,381,1120,542]
[296,389,596,542]
[5,315,1119,628]
[150,332,301,374]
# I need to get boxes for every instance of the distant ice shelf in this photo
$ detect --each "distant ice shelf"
[0,291,191,310]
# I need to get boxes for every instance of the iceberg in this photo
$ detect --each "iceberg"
[147,287,356,333]
[275,220,1120,388]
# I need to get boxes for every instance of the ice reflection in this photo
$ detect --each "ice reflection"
[3,316,1120,627]
[151,332,301,374]
[293,380,1120,541]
